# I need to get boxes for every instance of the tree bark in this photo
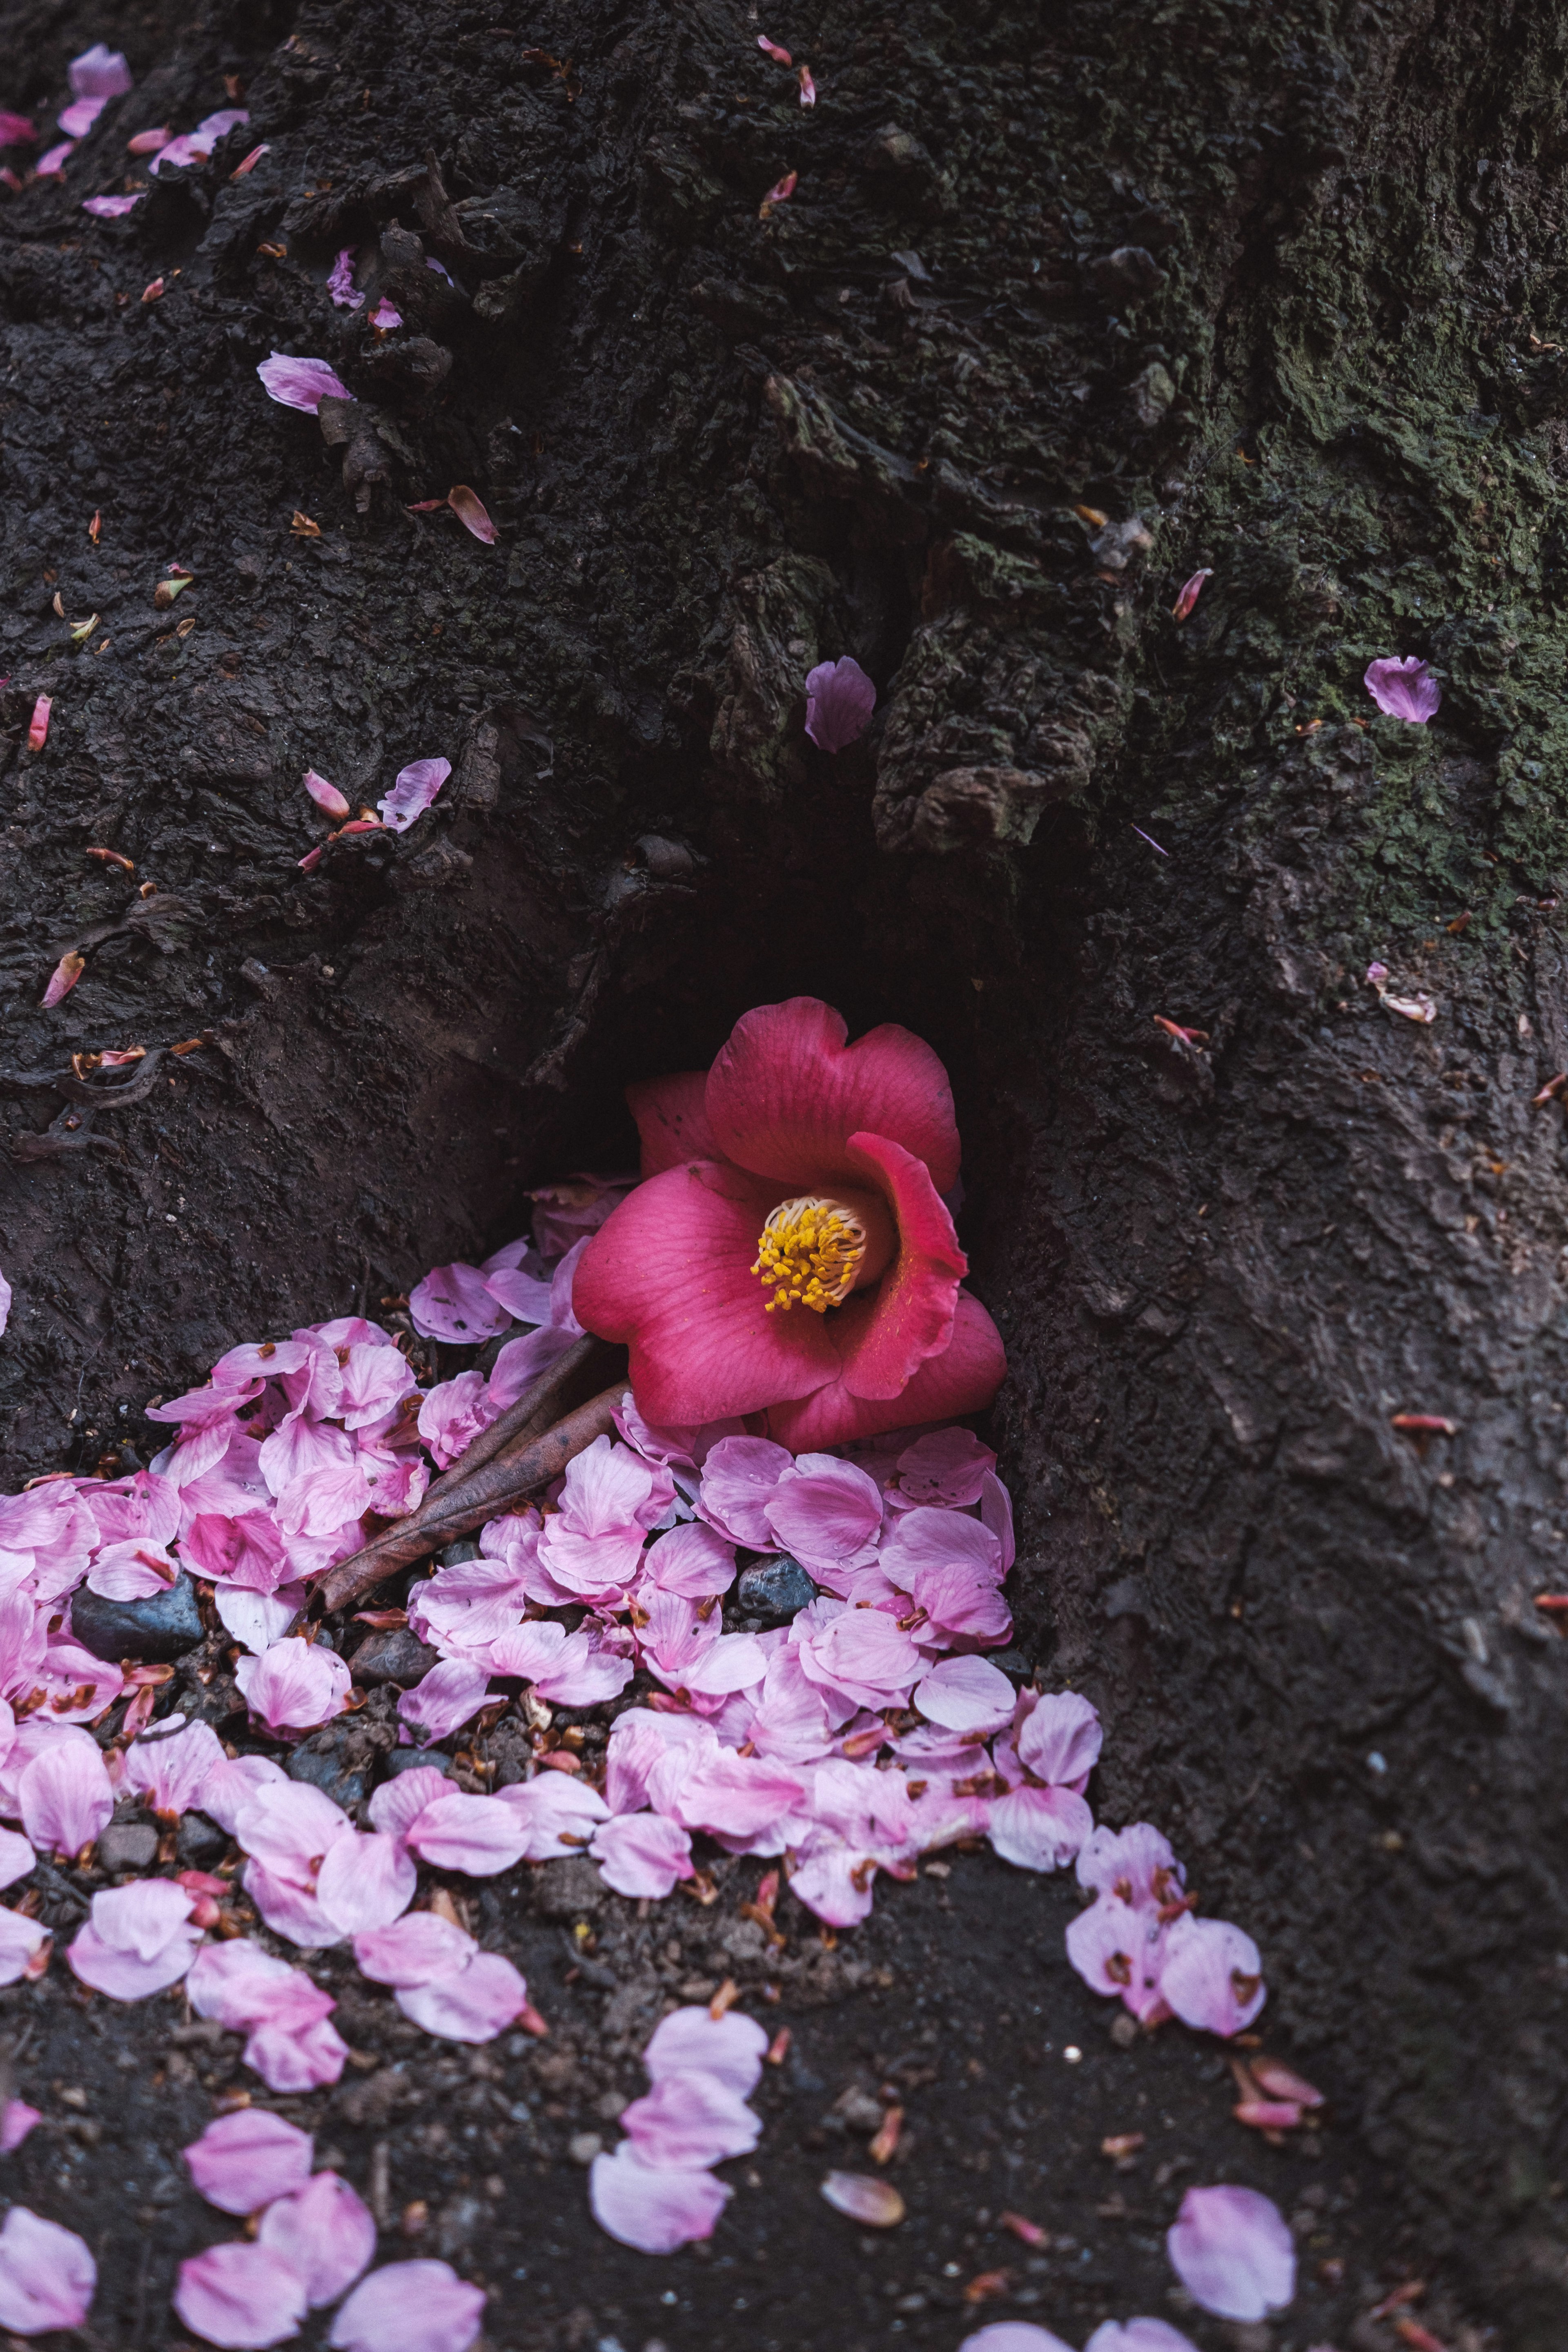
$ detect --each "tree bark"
[4,0,1566,2334]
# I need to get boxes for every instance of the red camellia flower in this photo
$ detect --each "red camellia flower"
[573,999,1006,1450]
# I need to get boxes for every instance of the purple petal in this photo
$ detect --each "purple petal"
[69,45,134,98]
[57,97,107,138]
[804,654,876,752]
[1165,2184,1296,2320]
[327,247,364,309]
[378,755,451,833]
[36,140,75,174]
[82,192,144,215]
[1363,655,1441,724]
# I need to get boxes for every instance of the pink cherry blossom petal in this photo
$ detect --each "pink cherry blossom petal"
[396,1950,529,2042]
[183,2110,314,2215]
[174,2242,308,2350]
[644,2004,767,2096]
[36,140,75,174]
[67,1879,198,1999]
[0,1911,47,1988]
[303,769,351,820]
[256,352,352,412]
[57,98,106,137]
[327,247,363,308]
[913,1654,1016,1734]
[398,1657,492,1740]
[256,2172,376,2305]
[987,1784,1093,1874]
[408,1261,511,1344]
[757,34,793,62]
[378,756,451,833]
[0,2102,40,2152]
[589,2142,731,2254]
[589,1812,694,1898]
[960,2328,1076,2352]
[69,44,134,98]
[1165,2184,1296,2320]
[1363,654,1440,724]
[353,1912,475,1987]
[26,695,50,753]
[0,1828,33,1891]
[1083,2323,1199,2352]
[19,1738,112,1857]
[404,1791,532,1875]
[82,192,144,215]
[328,2261,486,2352]
[1156,1913,1266,2037]
[236,1638,352,1733]
[0,2207,96,2335]
[620,2068,760,2167]
[315,1831,417,1937]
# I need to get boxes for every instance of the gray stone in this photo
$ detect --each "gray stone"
[351,1628,440,1688]
[735,1554,816,1625]
[176,1811,228,1868]
[71,1572,205,1664]
[382,1746,452,1780]
[98,1822,158,1872]
[287,1740,367,1811]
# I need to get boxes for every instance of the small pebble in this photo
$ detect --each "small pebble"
[568,2132,603,2166]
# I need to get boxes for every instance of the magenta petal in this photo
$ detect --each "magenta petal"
[1363,654,1440,724]
[396,1951,528,2042]
[173,2242,309,2351]
[588,2141,731,2254]
[1165,2184,1296,2320]
[82,192,144,215]
[0,2102,40,2153]
[328,2261,486,2352]
[256,2172,376,2306]
[0,2207,96,2335]
[256,352,352,412]
[57,97,106,137]
[378,756,451,833]
[183,2110,314,2215]
[1156,1913,1266,2037]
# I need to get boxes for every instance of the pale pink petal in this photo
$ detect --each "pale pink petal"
[257,2172,376,2306]
[353,1913,475,1987]
[490,1775,609,1862]
[403,1791,530,1876]
[366,1768,450,1840]
[643,2003,767,2096]
[0,1911,47,1988]
[398,1657,492,1740]
[408,1261,510,1344]
[662,1751,806,1842]
[804,655,876,752]
[1165,2185,1296,2320]
[40,951,82,1007]
[757,34,793,62]
[256,352,352,412]
[0,1828,33,1891]
[447,486,496,543]
[122,1716,226,1817]
[894,1426,995,1506]
[243,1860,345,1951]
[36,140,75,173]
[0,2207,96,2335]
[638,1521,736,1598]
[183,2110,314,2216]
[232,1779,352,1875]
[787,1840,879,1926]
[328,2262,485,2352]
[1064,1896,1169,2024]
[1076,1820,1182,1909]
[913,1654,1015,1734]
[82,192,144,215]
[1083,2323,1198,2352]
[315,1831,417,1937]
[987,1784,1093,1874]
[588,2142,730,2254]
[911,1561,1012,1646]
[0,114,36,147]
[396,1950,528,2042]
[243,2013,348,2094]
[1016,1690,1103,1787]
[327,248,363,309]
[186,1937,323,2029]
[1156,1913,1266,2037]
[620,2069,760,2167]
[795,1608,922,1710]
[235,1638,352,1734]
[303,769,350,820]
[879,1505,1002,1591]
[960,2328,1076,2352]
[416,1372,497,1470]
[589,1812,693,1898]
[19,1739,112,1857]
[57,99,105,137]
[485,1323,580,1407]
[378,757,451,833]
[174,2242,308,2350]
[763,1454,882,1570]
[195,1753,288,1837]
[187,1511,290,1593]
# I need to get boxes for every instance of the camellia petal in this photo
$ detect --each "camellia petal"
[0,2207,96,2335]
[328,2261,486,2352]
[706,996,962,1193]
[1165,2184,1296,2319]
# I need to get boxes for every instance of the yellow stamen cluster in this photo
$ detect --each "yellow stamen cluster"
[753,1195,867,1314]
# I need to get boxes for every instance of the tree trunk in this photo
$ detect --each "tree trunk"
[2,0,1563,2337]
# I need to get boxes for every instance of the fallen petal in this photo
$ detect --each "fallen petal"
[303,769,351,821]
[1172,567,1212,621]
[1166,2183,1296,2321]
[798,65,817,105]
[41,952,84,1009]
[1364,655,1441,724]
[328,2261,486,2352]
[230,143,269,177]
[27,695,50,751]
[757,35,793,62]
[820,2171,905,2227]
[256,352,352,413]
[183,2109,314,2215]
[378,756,451,833]
[761,169,797,209]
[173,2242,308,2350]
[588,2142,731,2254]
[82,192,144,216]
[447,486,497,543]
[0,2207,96,2335]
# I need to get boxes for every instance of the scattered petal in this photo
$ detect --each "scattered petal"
[588,2143,731,2254]
[761,169,797,211]
[798,65,817,105]
[447,485,496,544]
[26,695,50,752]
[378,756,451,833]
[0,2207,96,2335]
[256,352,352,413]
[230,144,270,177]
[1172,567,1212,621]
[804,655,875,752]
[82,192,144,216]
[327,2261,486,2352]
[1165,2184,1296,2321]
[183,2110,314,2215]
[174,2242,309,2350]
[757,35,793,62]
[304,769,351,821]
[41,952,84,1009]
[820,2171,905,2227]
[1364,655,1440,724]
[256,2171,376,2306]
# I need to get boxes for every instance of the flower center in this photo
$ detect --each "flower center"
[752,1193,888,1314]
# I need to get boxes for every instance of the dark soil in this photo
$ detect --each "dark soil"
[0,0,1561,2344]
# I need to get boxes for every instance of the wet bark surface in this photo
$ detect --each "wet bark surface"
[1,0,1564,2343]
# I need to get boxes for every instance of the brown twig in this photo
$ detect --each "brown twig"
[317,1344,626,1614]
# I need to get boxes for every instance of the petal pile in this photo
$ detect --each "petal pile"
[590,2004,766,2252]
